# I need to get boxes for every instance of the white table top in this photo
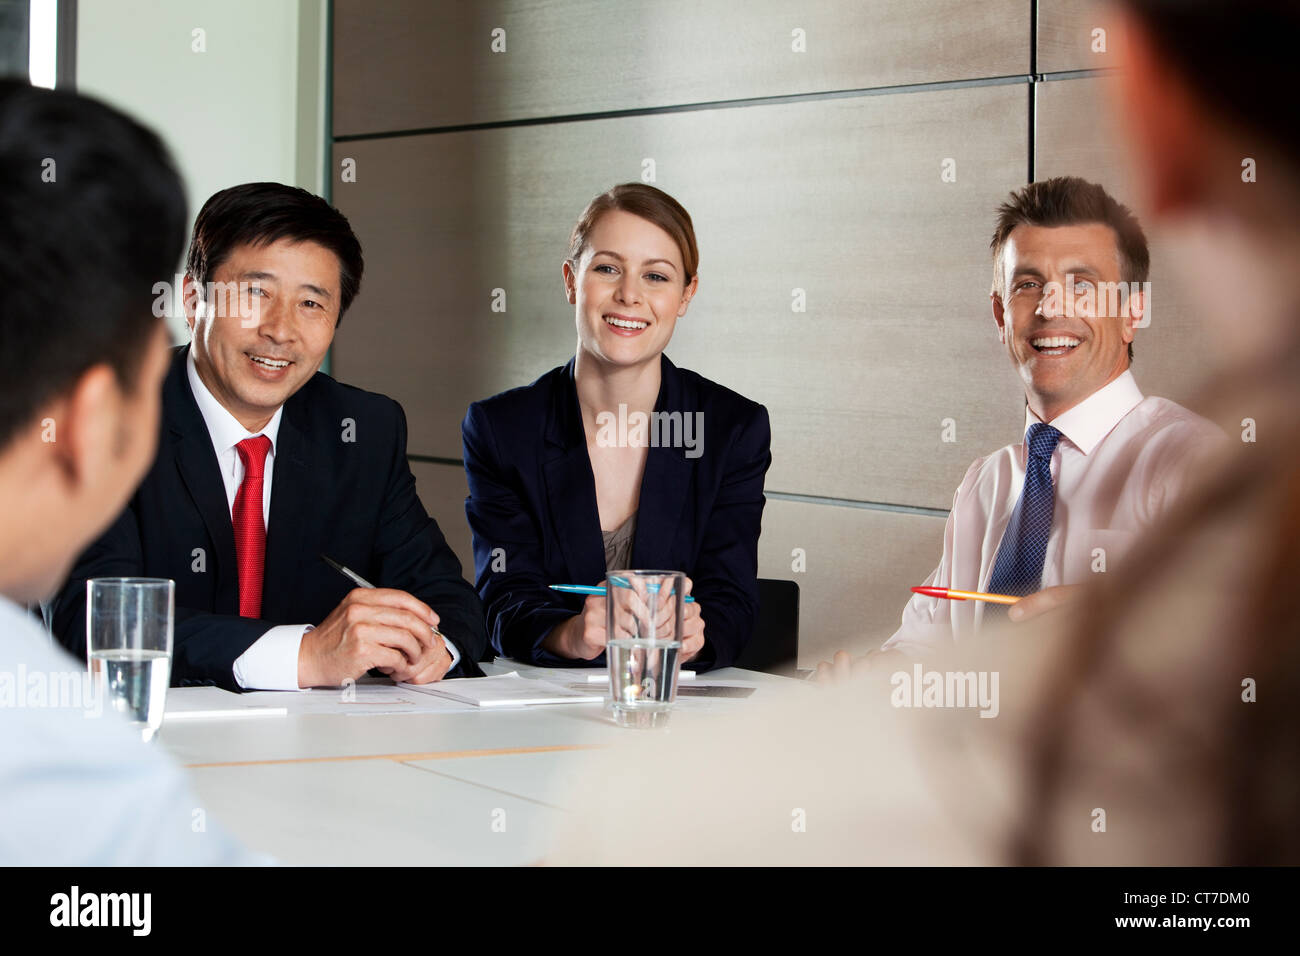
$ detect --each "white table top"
[159,661,797,865]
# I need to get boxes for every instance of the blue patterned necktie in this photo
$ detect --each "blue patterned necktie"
[986,423,1063,601]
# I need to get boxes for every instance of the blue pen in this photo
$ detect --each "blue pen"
[549,583,695,603]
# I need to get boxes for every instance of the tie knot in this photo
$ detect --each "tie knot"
[1025,423,1061,460]
[235,435,272,479]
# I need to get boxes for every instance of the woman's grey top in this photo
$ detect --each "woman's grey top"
[602,513,637,573]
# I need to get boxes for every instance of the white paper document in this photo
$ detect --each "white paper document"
[264,686,479,716]
[164,686,288,720]
[164,684,481,718]
[400,671,605,708]
[582,669,696,683]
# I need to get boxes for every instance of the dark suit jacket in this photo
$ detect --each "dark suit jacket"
[462,354,771,671]
[48,346,487,690]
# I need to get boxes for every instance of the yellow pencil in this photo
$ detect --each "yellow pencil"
[911,585,1020,606]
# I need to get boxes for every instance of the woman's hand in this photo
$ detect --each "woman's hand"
[544,583,608,660]
[636,575,705,660]
[546,576,705,662]
[678,577,706,662]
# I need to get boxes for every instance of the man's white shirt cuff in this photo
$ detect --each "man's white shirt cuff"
[442,635,461,672]
[231,625,459,689]
[232,625,310,690]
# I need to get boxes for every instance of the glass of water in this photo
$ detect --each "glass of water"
[86,578,174,743]
[606,570,685,729]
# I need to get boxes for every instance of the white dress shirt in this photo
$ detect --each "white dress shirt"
[0,595,266,864]
[186,354,459,689]
[882,371,1223,655]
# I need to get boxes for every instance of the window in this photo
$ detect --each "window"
[0,0,69,89]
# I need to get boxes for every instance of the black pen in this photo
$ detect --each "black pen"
[320,553,446,639]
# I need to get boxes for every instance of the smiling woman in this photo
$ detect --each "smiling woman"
[462,183,773,671]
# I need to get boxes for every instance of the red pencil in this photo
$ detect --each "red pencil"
[911,585,1020,606]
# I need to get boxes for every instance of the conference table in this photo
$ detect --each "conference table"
[159,661,797,865]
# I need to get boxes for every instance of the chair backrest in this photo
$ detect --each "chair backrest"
[734,578,800,676]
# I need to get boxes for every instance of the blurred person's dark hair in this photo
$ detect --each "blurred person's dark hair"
[991,176,1148,362]
[1014,0,1300,865]
[0,79,186,452]
[1121,0,1299,166]
[185,182,364,320]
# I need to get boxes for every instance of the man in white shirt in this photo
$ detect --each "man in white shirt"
[0,80,259,863]
[862,177,1220,663]
[48,183,488,691]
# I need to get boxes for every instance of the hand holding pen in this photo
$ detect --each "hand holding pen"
[546,579,705,662]
[298,554,452,687]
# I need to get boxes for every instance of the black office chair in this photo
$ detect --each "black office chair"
[733,578,800,676]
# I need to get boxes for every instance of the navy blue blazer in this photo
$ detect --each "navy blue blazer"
[462,354,771,671]
[48,346,487,690]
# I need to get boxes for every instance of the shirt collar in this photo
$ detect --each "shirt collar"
[1023,369,1143,456]
[0,594,45,649]
[186,348,283,456]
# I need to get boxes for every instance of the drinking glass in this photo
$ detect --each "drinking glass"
[86,577,174,742]
[606,570,685,729]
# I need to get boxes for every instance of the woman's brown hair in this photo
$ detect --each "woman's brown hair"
[567,183,699,284]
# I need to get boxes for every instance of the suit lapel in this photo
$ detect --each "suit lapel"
[263,388,321,620]
[167,348,239,613]
[633,450,690,569]
[543,361,606,585]
[632,355,691,567]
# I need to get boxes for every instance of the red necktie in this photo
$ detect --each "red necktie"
[233,435,272,618]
